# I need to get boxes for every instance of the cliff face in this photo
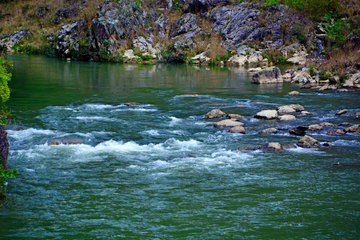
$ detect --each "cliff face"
[0,0,359,71]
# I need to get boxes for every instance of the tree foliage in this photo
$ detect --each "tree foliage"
[0,57,12,104]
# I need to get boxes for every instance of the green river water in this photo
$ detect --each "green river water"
[1,54,359,239]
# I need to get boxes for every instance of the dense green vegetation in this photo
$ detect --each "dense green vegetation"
[0,56,18,204]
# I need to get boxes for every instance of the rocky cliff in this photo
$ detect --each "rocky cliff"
[0,0,359,72]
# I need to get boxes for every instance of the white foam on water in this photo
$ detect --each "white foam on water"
[7,128,57,140]
[72,116,116,121]
[114,108,157,112]
[25,168,36,172]
[82,103,117,110]
[169,116,182,126]
[59,131,113,138]
[332,139,360,147]
[287,147,324,154]
[141,130,161,136]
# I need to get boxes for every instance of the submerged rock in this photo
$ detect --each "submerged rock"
[48,139,82,145]
[326,129,346,136]
[335,109,347,115]
[297,135,320,148]
[238,142,283,153]
[228,114,244,120]
[344,125,359,133]
[288,91,300,96]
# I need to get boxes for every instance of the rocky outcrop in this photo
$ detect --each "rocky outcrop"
[297,135,320,148]
[251,67,283,84]
[183,0,231,14]
[209,4,262,50]
[170,13,201,40]
[56,21,84,58]
[0,125,9,171]
[0,30,33,52]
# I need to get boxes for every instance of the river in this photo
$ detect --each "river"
[1,54,359,239]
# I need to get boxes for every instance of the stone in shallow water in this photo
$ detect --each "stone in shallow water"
[288,90,300,96]
[205,109,227,119]
[254,109,278,119]
[278,114,296,121]
[258,127,277,135]
[289,126,308,136]
[297,135,320,148]
[307,124,323,131]
[229,126,246,134]
[214,119,244,130]
[327,129,346,136]
[238,142,283,152]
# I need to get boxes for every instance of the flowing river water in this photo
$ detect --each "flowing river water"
[1,54,360,239]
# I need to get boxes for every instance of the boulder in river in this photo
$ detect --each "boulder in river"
[344,125,359,133]
[307,124,323,131]
[214,119,244,130]
[289,126,308,136]
[259,127,278,135]
[288,91,300,96]
[319,122,337,128]
[254,109,278,119]
[229,126,246,134]
[251,67,283,84]
[277,105,296,114]
[278,114,296,121]
[297,135,320,148]
[205,109,227,119]
[335,109,347,115]
[327,129,346,136]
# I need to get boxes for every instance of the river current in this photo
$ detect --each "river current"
[1,55,359,239]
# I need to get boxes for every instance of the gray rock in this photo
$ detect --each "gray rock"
[205,109,227,119]
[251,67,283,84]
[183,0,231,14]
[277,105,296,114]
[0,30,33,52]
[297,135,320,148]
[170,13,201,40]
[254,109,278,119]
